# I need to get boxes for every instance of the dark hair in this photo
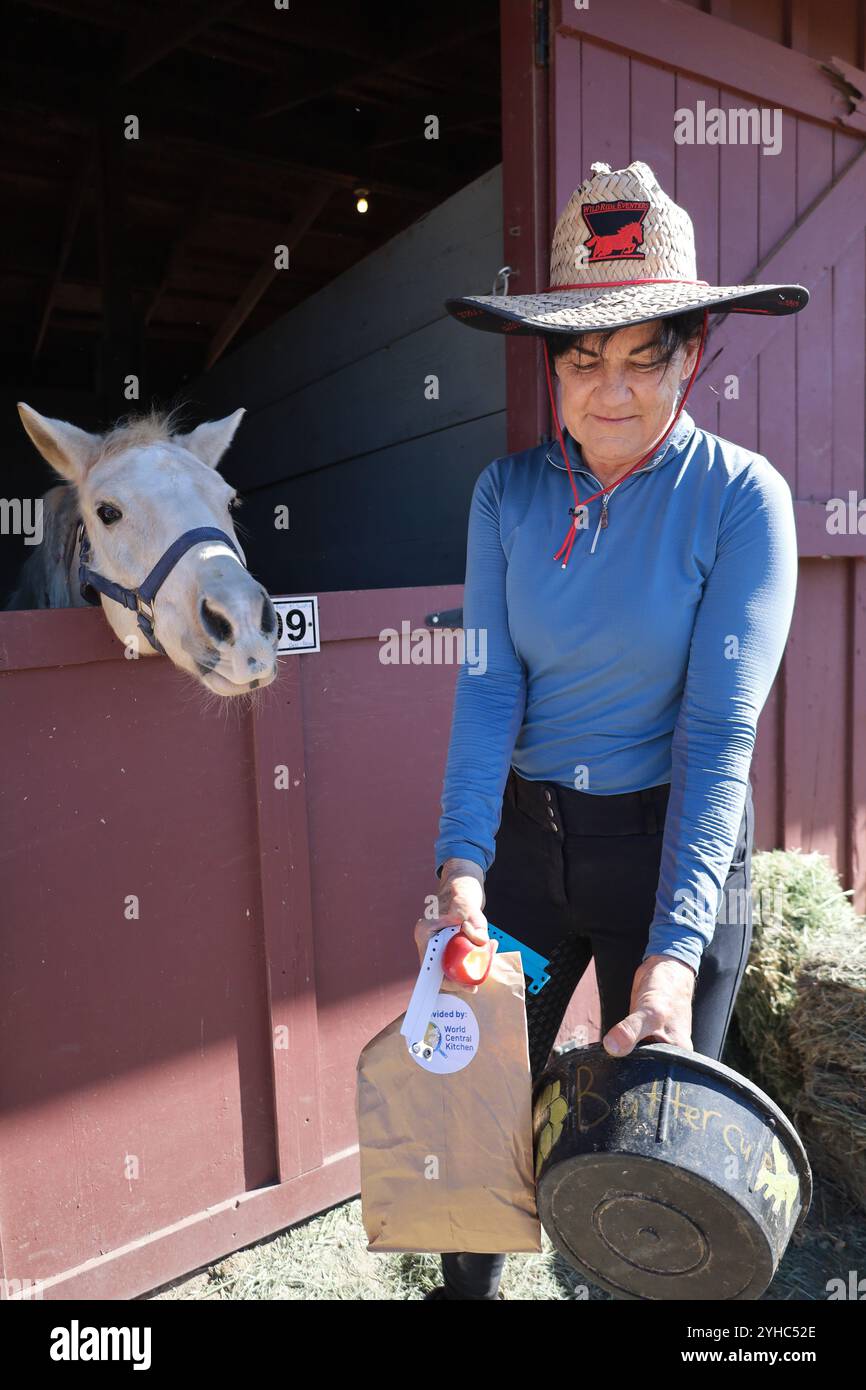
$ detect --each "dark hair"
[540,307,705,370]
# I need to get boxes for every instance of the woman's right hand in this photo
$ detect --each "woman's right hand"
[413,858,490,991]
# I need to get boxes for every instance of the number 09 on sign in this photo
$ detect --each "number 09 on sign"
[271,596,320,654]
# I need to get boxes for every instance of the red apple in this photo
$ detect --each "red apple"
[442,933,496,987]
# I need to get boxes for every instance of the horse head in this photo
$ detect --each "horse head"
[17,403,279,697]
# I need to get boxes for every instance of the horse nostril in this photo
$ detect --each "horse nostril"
[260,593,277,638]
[200,597,234,644]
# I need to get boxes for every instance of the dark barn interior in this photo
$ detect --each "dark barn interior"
[1,0,504,599]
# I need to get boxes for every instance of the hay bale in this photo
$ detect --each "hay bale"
[736,848,866,1213]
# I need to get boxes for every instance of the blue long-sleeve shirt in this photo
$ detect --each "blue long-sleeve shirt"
[434,408,798,973]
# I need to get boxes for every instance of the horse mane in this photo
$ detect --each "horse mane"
[98,405,188,460]
[4,483,82,610]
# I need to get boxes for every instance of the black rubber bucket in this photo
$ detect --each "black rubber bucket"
[533,1042,811,1300]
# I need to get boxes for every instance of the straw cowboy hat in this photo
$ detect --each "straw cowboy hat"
[445,159,809,571]
[446,159,809,335]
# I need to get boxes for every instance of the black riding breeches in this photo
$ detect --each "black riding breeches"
[439,767,755,1299]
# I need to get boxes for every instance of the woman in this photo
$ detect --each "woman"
[416,161,808,1301]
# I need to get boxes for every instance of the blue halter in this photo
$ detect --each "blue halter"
[77,520,244,656]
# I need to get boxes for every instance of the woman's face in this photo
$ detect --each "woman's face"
[553,318,701,471]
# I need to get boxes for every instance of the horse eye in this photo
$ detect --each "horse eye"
[96,503,122,525]
[228,496,242,512]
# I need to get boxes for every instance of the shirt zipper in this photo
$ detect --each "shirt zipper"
[547,424,688,556]
[589,491,611,554]
[585,451,667,554]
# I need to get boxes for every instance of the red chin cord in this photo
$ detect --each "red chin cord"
[544,307,710,569]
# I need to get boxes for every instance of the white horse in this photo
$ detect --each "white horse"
[7,404,279,697]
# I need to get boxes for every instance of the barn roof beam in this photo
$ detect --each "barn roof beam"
[21,0,461,78]
[118,0,245,84]
[21,0,291,76]
[153,133,449,206]
[32,141,95,362]
[368,110,500,153]
[144,182,216,328]
[252,15,498,121]
[97,101,143,415]
[206,182,332,369]
[0,96,448,205]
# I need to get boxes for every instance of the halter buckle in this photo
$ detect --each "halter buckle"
[136,594,155,624]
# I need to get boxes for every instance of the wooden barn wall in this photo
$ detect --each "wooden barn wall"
[540,0,866,925]
[185,166,507,596]
[676,0,864,60]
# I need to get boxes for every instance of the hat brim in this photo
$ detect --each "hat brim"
[445,281,809,335]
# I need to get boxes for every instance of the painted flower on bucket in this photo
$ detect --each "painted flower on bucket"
[534,1079,569,1178]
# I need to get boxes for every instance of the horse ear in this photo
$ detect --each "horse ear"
[174,409,246,470]
[17,403,102,484]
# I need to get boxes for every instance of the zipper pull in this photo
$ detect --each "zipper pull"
[589,495,610,554]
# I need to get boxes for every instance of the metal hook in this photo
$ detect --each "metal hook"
[492,265,515,296]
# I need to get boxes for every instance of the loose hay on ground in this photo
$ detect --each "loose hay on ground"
[737,849,866,1213]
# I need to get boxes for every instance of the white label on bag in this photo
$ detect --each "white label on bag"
[407,996,479,1074]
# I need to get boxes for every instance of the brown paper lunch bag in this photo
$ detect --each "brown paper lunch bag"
[356,949,542,1254]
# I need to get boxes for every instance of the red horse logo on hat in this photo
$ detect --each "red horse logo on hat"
[581,199,650,263]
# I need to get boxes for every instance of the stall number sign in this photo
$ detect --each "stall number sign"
[272,596,320,655]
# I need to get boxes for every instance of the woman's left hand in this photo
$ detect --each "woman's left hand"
[602,954,696,1056]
